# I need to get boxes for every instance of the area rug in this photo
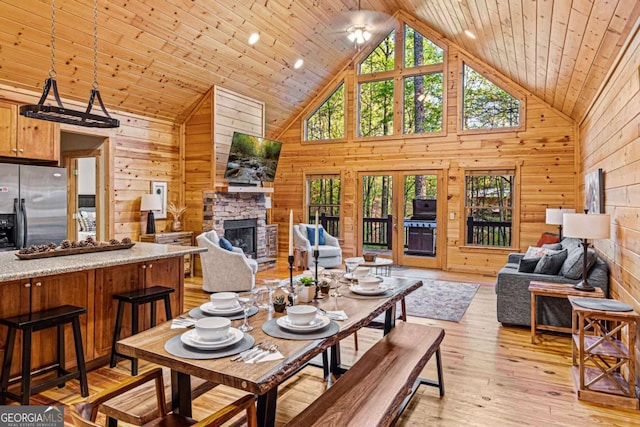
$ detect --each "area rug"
[400,279,479,322]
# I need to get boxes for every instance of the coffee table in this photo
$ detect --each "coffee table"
[344,257,394,277]
[528,281,604,344]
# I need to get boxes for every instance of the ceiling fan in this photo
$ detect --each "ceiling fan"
[332,0,395,49]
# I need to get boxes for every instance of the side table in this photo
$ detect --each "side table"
[569,297,639,409]
[293,247,308,271]
[528,281,604,344]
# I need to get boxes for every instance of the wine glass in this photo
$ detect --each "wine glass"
[263,279,281,312]
[237,291,257,332]
[326,269,344,298]
[345,260,360,279]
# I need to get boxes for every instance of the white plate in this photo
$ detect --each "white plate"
[181,328,243,350]
[356,276,384,286]
[189,330,236,346]
[200,302,243,315]
[276,315,330,332]
[350,284,390,295]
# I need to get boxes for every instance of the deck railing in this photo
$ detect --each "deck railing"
[466,216,512,246]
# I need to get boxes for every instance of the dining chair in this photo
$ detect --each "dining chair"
[71,367,257,427]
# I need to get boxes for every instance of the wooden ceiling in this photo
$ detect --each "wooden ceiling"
[0,1,638,136]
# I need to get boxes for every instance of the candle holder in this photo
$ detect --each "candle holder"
[312,249,323,300]
[288,254,295,306]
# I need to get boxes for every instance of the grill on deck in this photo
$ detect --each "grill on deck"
[406,199,437,255]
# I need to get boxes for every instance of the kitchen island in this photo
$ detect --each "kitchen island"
[0,242,206,379]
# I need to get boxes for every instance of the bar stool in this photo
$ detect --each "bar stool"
[0,305,89,405]
[110,286,174,375]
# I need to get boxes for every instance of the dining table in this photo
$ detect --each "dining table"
[116,276,422,427]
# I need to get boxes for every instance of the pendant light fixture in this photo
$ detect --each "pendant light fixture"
[20,0,119,128]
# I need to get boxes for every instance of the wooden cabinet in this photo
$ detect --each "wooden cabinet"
[140,232,194,276]
[0,100,59,161]
[0,272,91,377]
[93,257,183,359]
[266,224,278,258]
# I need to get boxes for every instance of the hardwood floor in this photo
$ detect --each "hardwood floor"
[30,260,639,426]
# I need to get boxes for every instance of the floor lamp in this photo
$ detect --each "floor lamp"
[141,194,162,234]
[545,207,575,241]
[562,213,610,291]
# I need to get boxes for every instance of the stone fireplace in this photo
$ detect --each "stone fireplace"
[203,191,267,261]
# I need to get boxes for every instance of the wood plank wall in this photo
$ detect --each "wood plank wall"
[273,14,578,276]
[0,83,180,242]
[183,86,265,238]
[579,21,640,375]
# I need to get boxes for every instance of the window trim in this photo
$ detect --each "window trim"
[303,81,347,142]
[355,21,448,140]
[303,170,344,239]
[459,163,521,250]
[457,58,526,135]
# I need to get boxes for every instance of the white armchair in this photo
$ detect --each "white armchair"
[196,230,258,293]
[293,224,342,268]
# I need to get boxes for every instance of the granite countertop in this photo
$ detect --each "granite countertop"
[0,242,206,282]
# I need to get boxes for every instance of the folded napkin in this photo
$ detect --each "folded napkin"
[324,310,348,321]
[171,317,196,329]
[244,350,284,364]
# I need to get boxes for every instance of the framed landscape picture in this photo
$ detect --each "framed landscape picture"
[585,169,604,214]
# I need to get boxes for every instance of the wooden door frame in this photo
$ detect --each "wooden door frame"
[356,168,447,269]
[62,146,106,241]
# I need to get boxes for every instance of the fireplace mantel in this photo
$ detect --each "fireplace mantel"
[215,184,274,194]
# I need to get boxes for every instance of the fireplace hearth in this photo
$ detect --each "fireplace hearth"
[224,218,257,259]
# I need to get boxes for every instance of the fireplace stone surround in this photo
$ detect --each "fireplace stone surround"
[203,191,271,268]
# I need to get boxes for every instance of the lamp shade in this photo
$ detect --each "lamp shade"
[546,208,575,225]
[140,194,162,211]
[563,213,610,240]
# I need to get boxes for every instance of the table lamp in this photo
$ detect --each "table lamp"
[545,207,575,240]
[141,194,162,234]
[562,212,610,291]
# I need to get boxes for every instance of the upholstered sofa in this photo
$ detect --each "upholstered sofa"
[293,224,342,268]
[496,237,609,328]
[196,230,258,293]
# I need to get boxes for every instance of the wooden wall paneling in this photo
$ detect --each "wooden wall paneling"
[579,22,640,384]
[274,14,577,275]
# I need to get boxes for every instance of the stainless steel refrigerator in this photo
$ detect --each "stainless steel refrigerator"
[0,164,67,250]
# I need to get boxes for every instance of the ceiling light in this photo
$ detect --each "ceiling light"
[20,0,119,128]
[294,59,304,69]
[347,26,372,46]
[248,33,260,45]
[464,30,476,39]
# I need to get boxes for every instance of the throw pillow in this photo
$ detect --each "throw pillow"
[534,249,568,275]
[306,226,325,246]
[524,246,547,259]
[537,232,560,247]
[218,237,234,251]
[542,243,562,250]
[518,257,541,273]
[560,247,597,280]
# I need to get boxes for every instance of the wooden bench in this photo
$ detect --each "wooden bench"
[286,322,445,427]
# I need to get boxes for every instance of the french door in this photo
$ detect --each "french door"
[358,170,444,269]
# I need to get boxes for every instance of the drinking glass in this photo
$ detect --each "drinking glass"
[237,291,257,332]
[345,260,360,278]
[327,269,344,297]
[263,279,281,311]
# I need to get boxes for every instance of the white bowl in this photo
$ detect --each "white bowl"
[353,267,370,278]
[195,317,231,342]
[210,292,238,309]
[286,305,318,325]
[358,276,381,290]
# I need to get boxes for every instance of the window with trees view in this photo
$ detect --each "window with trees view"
[358,25,444,137]
[465,171,514,247]
[305,83,345,141]
[462,64,520,130]
[307,175,341,236]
